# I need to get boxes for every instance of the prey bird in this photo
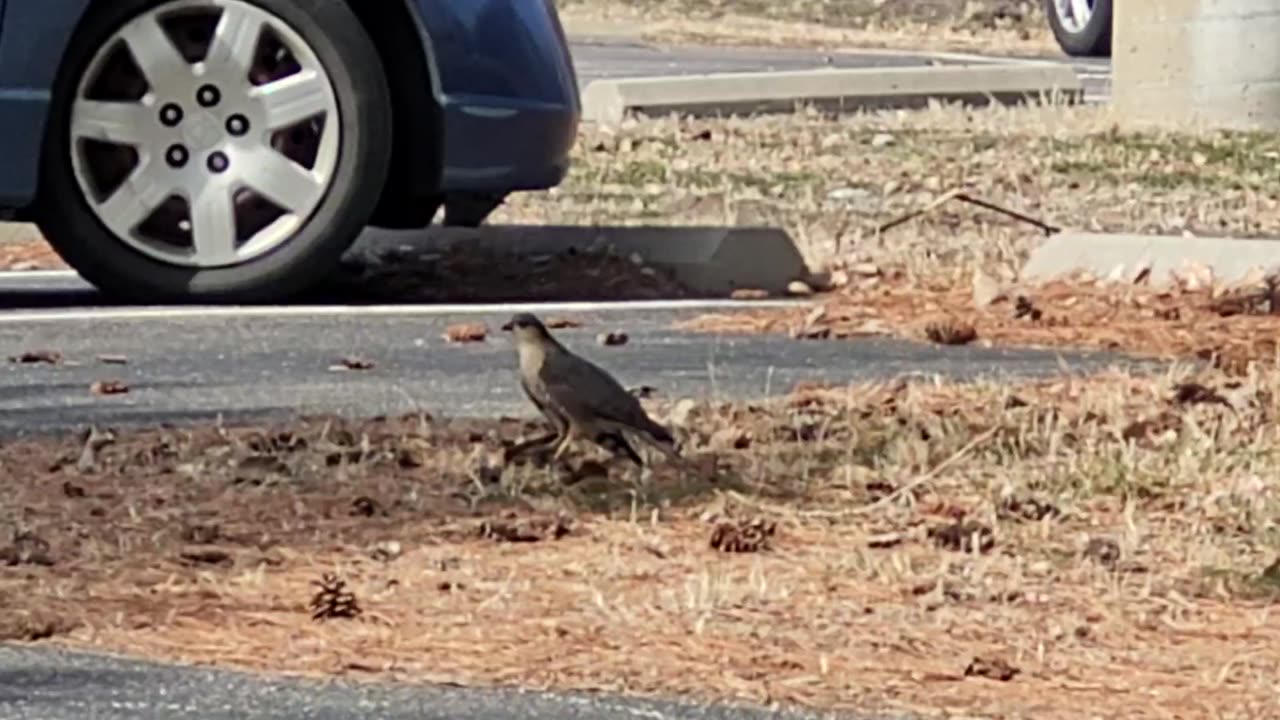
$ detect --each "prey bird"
[502,312,682,467]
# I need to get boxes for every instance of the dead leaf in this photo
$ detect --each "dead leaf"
[1121,411,1179,443]
[544,317,583,329]
[444,323,488,343]
[964,657,1020,681]
[0,532,54,566]
[178,547,233,566]
[9,350,62,365]
[928,521,995,553]
[350,496,384,517]
[997,496,1061,522]
[730,288,770,300]
[96,354,128,365]
[598,331,629,346]
[709,518,776,553]
[1083,537,1121,569]
[1013,295,1042,321]
[90,380,129,395]
[479,515,572,542]
[628,385,657,398]
[1171,382,1230,408]
[332,356,375,371]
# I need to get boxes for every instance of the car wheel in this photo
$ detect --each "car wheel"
[35,0,393,303]
[1044,0,1112,58]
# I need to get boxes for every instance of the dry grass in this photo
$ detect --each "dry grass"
[5,367,1280,718]
[560,0,1059,57]
[679,271,1280,373]
[498,101,1280,281]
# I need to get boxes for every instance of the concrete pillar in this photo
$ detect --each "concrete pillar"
[1113,0,1280,131]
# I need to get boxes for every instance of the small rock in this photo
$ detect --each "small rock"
[870,132,895,148]
[370,540,402,562]
[786,280,814,297]
[849,262,881,277]
[827,187,871,201]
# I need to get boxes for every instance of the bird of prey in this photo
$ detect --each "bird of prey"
[501,312,682,467]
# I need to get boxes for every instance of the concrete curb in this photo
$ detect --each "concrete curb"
[355,224,812,296]
[0,221,812,297]
[580,63,1083,123]
[1020,231,1280,286]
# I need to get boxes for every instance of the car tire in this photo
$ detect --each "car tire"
[34,0,393,303]
[1044,0,1112,58]
[443,193,506,228]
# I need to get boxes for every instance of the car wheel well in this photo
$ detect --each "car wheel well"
[339,0,445,228]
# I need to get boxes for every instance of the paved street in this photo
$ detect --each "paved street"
[0,645,884,720]
[569,37,1112,103]
[0,271,1155,437]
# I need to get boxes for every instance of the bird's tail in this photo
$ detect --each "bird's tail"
[640,416,676,448]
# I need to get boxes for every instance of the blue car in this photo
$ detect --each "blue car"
[0,0,581,302]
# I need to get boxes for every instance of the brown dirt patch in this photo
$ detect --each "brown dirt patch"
[6,371,1280,718]
[678,269,1280,372]
[318,242,700,303]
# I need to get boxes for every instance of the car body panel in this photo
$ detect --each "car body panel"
[410,0,580,192]
[0,0,580,209]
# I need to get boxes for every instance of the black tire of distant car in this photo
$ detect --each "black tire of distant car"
[1044,0,1113,58]
[34,0,394,303]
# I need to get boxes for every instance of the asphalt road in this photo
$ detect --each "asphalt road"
[0,645,900,720]
[0,278,1156,438]
[569,37,1112,103]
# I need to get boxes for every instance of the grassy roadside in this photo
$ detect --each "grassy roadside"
[559,0,1060,57]
[492,100,1280,369]
[499,102,1280,278]
[5,367,1280,718]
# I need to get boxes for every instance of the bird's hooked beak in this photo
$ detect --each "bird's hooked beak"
[500,320,514,332]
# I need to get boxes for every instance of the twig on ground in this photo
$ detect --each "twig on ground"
[857,426,1001,513]
[727,426,999,520]
[875,189,1060,236]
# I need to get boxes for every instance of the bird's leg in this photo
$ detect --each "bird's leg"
[550,427,578,463]
[593,431,644,467]
[503,430,560,464]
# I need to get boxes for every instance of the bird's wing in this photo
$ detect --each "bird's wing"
[520,373,568,432]
[542,348,659,432]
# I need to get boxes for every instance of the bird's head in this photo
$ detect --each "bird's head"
[501,312,551,343]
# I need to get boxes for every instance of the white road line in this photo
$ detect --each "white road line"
[0,298,810,324]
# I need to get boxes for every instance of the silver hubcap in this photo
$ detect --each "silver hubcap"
[1054,0,1095,34]
[70,0,341,268]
